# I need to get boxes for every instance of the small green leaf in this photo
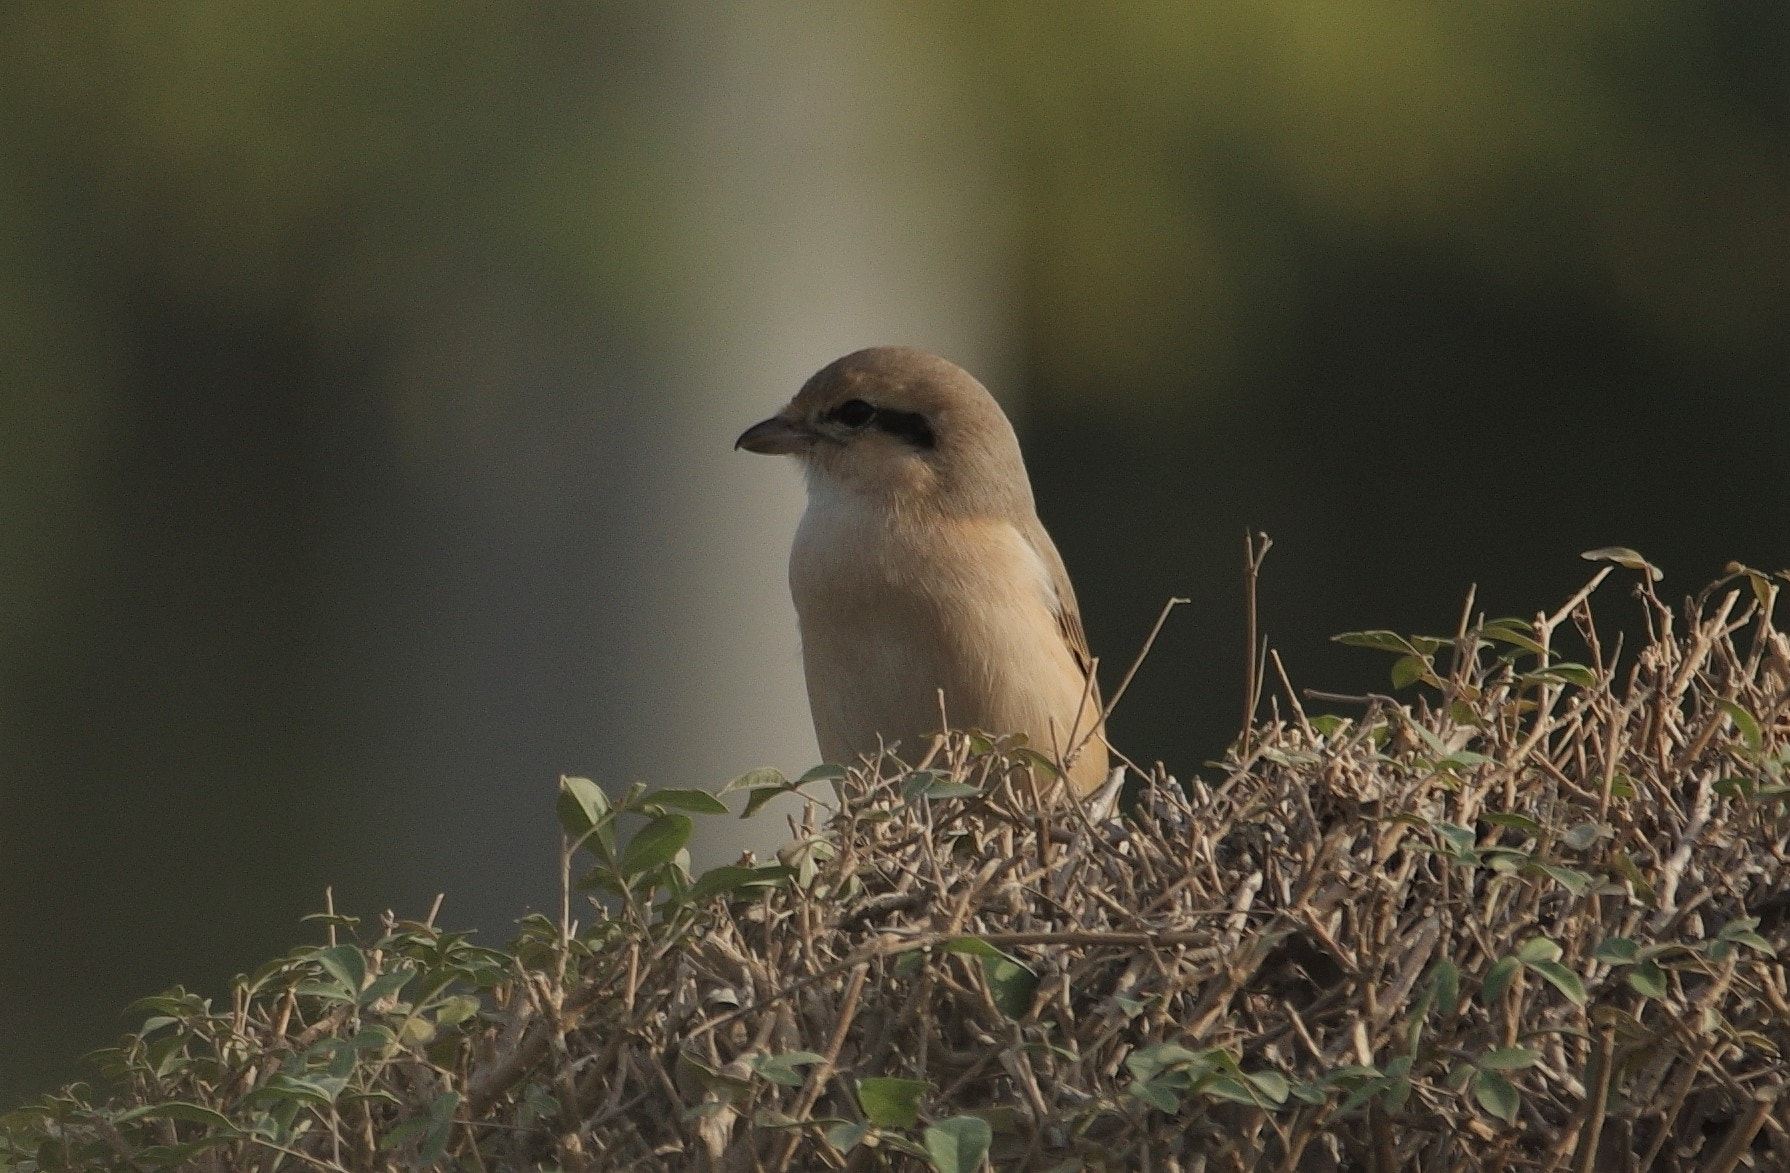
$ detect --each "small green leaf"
[1580,547,1662,581]
[798,763,848,784]
[919,780,985,800]
[643,788,730,814]
[620,814,693,877]
[741,785,787,819]
[1481,620,1545,655]
[824,1121,871,1154]
[1628,960,1668,998]
[1562,822,1610,850]
[750,1051,827,1088]
[1436,823,1478,853]
[1472,1068,1520,1124]
[1242,1070,1291,1105]
[1717,700,1764,753]
[112,1102,239,1131]
[1526,862,1593,898]
[556,776,608,836]
[1533,663,1597,687]
[857,1077,927,1129]
[981,953,1039,1020]
[1131,1077,1183,1112]
[311,944,366,997]
[1391,655,1432,688]
[1714,776,1757,800]
[721,767,788,795]
[1527,960,1587,1005]
[433,995,481,1027]
[1610,851,1658,905]
[1125,1043,1203,1082]
[1480,957,1519,1005]
[1429,959,1462,1017]
[1593,938,1639,965]
[1478,1047,1540,1071]
[688,864,793,903]
[1333,630,1427,656]
[923,1115,993,1173]
[1515,937,1562,964]
[1721,932,1777,957]
[1482,811,1542,834]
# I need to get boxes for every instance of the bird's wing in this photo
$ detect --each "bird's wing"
[1020,517,1098,688]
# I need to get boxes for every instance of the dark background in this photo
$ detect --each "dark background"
[3,2,1786,1102]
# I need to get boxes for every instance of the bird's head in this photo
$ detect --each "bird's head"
[735,347,1031,516]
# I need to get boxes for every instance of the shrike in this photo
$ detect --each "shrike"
[736,347,1108,796]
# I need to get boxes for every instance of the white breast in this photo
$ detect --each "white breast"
[788,482,1092,770]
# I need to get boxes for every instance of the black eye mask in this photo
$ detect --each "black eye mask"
[827,399,937,451]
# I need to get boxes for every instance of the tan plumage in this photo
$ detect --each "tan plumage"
[736,347,1109,796]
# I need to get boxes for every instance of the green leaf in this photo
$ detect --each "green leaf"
[433,995,481,1027]
[1472,1068,1520,1124]
[1125,1042,1203,1082]
[1527,960,1587,1005]
[556,776,608,836]
[1525,862,1593,898]
[1429,959,1462,1018]
[824,1121,871,1154]
[111,1102,239,1131]
[1718,929,1777,957]
[857,1077,927,1129]
[741,779,795,818]
[1481,620,1545,655]
[750,1051,827,1088]
[1717,700,1764,753]
[1478,1047,1540,1071]
[919,780,985,800]
[1532,663,1597,687]
[1391,655,1432,688]
[1436,823,1478,853]
[981,953,1039,1020]
[620,814,693,877]
[1627,960,1668,998]
[688,864,793,903]
[1714,776,1757,800]
[1515,937,1562,964]
[1480,957,1519,1005]
[1334,630,1446,656]
[643,788,730,815]
[923,1115,993,1173]
[1580,547,1662,581]
[720,767,788,795]
[1562,821,1610,850]
[1610,851,1658,906]
[1593,938,1640,965]
[1131,1077,1183,1112]
[1243,1069,1291,1106]
[798,763,848,784]
[1482,812,1542,834]
[311,944,366,997]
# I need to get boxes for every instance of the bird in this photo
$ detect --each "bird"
[735,346,1109,796]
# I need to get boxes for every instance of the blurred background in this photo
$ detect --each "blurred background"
[3,2,1786,1102]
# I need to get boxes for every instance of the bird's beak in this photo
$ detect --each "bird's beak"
[735,415,815,455]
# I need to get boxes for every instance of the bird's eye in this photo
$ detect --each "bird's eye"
[830,399,876,429]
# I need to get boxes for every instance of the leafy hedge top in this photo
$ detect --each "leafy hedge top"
[5,555,1789,1172]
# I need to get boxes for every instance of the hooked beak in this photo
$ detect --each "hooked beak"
[734,415,815,455]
